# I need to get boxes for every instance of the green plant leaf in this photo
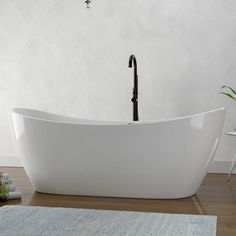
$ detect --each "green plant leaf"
[220,92,236,101]
[221,86,236,95]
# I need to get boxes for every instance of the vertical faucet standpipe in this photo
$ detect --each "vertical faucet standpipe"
[128,55,139,121]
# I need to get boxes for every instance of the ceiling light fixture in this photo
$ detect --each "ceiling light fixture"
[85,0,91,8]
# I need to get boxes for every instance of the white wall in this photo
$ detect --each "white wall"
[0,0,236,164]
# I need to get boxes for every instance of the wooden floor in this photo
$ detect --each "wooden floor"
[0,167,236,236]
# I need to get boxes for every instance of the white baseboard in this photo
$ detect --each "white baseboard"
[0,154,22,167]
[207,160,233,174]
[0,155,234,173]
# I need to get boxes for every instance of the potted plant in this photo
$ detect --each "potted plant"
[220,86,236,101]
[220,86,236,181]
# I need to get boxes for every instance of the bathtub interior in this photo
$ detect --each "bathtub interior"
[11,108,127,125]
[12,107,226,126]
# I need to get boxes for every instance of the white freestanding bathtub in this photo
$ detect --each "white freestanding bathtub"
[11,107,225,199]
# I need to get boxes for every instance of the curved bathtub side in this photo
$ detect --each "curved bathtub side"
[11,108,225,199]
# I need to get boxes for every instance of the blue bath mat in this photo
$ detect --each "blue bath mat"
[0,205,216,236]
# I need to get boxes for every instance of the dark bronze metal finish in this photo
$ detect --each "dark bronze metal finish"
[85,0,91,8]
[128,55,139,121]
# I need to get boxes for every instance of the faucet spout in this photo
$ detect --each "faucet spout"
[128,55,139,121]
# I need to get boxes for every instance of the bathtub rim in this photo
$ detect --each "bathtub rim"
[11,107,226,126]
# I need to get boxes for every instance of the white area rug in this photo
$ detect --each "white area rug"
[0,205,216,236]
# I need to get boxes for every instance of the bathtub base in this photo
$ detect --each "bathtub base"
[35,190,197,199]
